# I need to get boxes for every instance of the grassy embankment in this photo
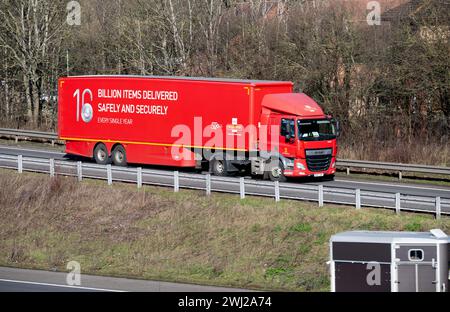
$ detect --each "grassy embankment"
[0,169,449,291]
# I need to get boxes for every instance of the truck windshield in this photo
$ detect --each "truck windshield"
[297,119,336,141]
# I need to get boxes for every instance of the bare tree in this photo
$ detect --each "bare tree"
[196,0,225,75]
[0,0,66,126]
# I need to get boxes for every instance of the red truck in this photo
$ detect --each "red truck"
[58,75,338,181]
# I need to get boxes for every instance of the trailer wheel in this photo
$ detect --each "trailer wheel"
[210,158,228,176]
[112,145,127,167]
[268,161,287,182]
[93,143,109,165]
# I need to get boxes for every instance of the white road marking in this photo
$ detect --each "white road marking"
[0,278,125,292]
[335,179,450,193]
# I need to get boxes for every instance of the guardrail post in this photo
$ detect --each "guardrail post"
[274,181,280,202]
[318,185,324,207]
[15,136,18,143]
[137,167,142,189]
[174,171,179,192]
[355,189,361,209]
[240,177,245,199]
[77,161,82,182]
[206,174,211,196]
[107,164,112,185]
[435,197,441,220]
[399,171,402,180]
[18,155,23,173]
[346,167,350,175]
[49,158,55,177]
[51,140,55,147]
[395,193,401,214]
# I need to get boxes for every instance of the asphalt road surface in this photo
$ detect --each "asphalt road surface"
[0,267,248,292]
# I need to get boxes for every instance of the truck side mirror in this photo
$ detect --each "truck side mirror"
[332,118,341,138]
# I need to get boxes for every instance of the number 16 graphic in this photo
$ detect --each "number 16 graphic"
[73,88,94,123]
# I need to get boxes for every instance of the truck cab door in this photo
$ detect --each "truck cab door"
[278,117,296,158]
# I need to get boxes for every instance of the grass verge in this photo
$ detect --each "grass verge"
[335,171,450,188]
[0,169,449,291]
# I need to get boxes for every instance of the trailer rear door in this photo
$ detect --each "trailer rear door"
[394,244,438,292]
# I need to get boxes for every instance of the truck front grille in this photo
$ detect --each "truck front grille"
[305,149,332,172]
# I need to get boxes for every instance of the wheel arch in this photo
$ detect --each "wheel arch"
[111,142,124,153]
[264,152,291,169]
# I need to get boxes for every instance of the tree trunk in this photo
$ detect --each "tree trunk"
[32,80,40,126]
[23,74,33,123]
[4,80,9,121]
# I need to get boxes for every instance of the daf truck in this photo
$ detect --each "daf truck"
[58,76,339,181]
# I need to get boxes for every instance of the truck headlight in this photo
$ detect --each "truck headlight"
[296,162,305,170]
[285,159,294,169]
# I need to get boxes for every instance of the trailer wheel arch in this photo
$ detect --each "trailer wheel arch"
[266,153,290,170]
[111,143,123,154]
[92,141,108,154]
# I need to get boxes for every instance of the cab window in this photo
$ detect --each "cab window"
[297,119,336,141]
[281,118,295,138]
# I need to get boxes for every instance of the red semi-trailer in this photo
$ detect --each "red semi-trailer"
[58,75,338,181]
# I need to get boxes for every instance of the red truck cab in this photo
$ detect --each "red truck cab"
[257,93,338,181]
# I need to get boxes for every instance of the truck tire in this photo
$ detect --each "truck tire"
[268,161,287,182]
[210,158,228,176]
[112,145,127,167]
[93,143,109,165]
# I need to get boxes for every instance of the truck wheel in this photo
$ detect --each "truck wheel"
[210,158,228,176]
[268,161,287,182]
[112,145,127,166]
[93,143,109,165]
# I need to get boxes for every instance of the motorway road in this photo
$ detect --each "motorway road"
[0,267,248,292]
[1,144,450,200]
